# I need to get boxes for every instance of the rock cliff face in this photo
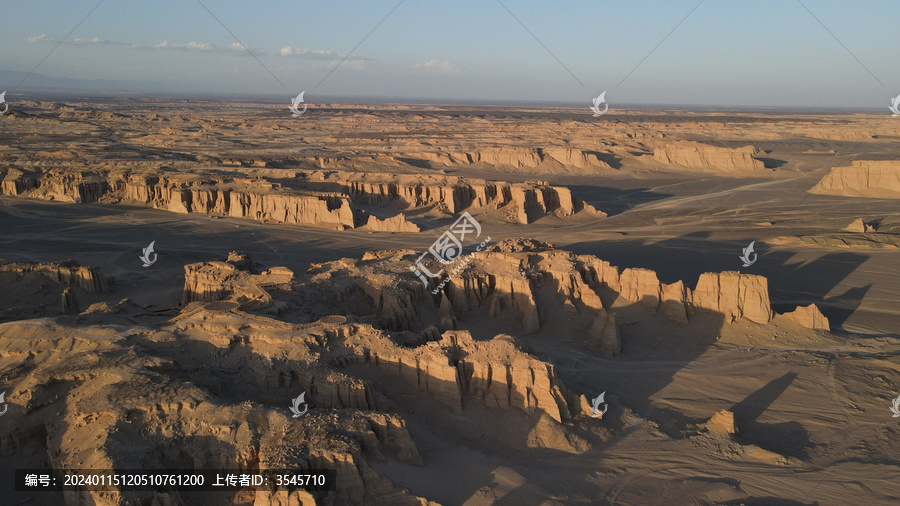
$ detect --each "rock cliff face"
[0,260,107,293]
[362,330,579,423]
[182,253,283,308]
[809,161,900,198]
[691,272,772,324]
[121,174,356,229]
[0,318,433,506]
[1,167,606,227]
[339,174,602,224]
[309,241,782,362]
[780,303,830,330]
[653,142,766,172]
[365,213,420,232]
[406,147,612,171]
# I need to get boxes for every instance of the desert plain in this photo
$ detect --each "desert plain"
[0,97,899,505]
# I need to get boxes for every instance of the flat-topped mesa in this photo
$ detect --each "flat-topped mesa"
[182,252,291,307]
[0,169,357,230]
[652,142,767,172]
[691,272,773,324]
[332,172,603,224]
[121,174,356,229]
[0,169,110,203]
[0,260,107,293]
[2,167,604,227]
[809,160,900,198]
[402,147,612,172]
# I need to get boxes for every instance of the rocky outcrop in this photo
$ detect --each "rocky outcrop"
[455,333,574,422]
[1,167,606,227]
[653,142,766,172]
[844,218,877,233]
[810,161,900,198]
[0,260,107,293]
[368,340,464,412]
[406,147,612,171]
[312,242,782,361]
[122,174,356,229]
[60,288,79,314]
[341,174,603,224]
[780,303,829,330]
[363,330,580,423]
[183,261,241,304]
[182,253,278,306]
[586,309,620,356]
[691,272,772,324]
[705,409,738,435]
[365,213,421,232]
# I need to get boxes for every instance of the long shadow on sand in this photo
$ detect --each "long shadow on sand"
[567,185,673,216]
[729,372,812,460]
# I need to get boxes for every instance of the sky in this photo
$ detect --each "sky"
[0,0,898,108]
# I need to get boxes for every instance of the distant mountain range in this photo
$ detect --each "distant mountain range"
[0,68,171,94]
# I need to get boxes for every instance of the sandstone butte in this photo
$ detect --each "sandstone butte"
[0,167,605,229]
[652,141,767,172]
[809,160,900,198]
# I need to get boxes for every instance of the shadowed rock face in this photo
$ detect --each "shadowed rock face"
[809,161,900,198]
[0,260,107,293]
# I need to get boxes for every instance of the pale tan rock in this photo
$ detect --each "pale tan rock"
[365,213,421,232]
[780,303,830,330]
[810,161,900,198]
[705,409,738,435]
[692,272,772,324]
[618,268,661,305]
[0,260,107,293]
[653,142,766,172]
[844,218,877,233]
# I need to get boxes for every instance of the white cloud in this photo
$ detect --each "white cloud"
[279,46,339,59]
[131,40,267,56]
[28,33,265,55]
[414,59,461,74]
[27,33,124,45]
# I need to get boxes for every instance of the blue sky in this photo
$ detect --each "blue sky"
[0,0,897,107]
